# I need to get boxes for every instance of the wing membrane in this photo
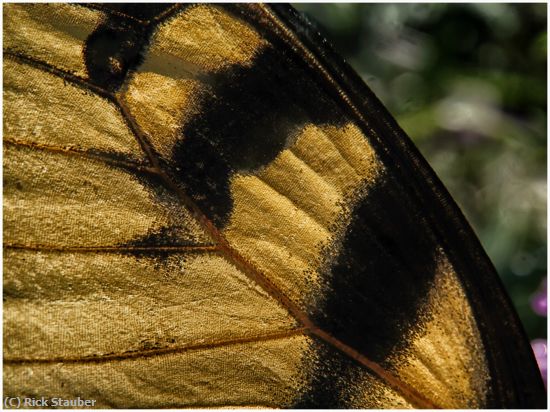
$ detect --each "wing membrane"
[3,3,102,77]
[3,3,545,408]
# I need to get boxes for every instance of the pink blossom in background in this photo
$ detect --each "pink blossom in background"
[531,339,547,388]
[530,278,547,317]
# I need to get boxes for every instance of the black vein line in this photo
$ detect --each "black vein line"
[4,328,306,364]
[4,50,114,100]
[116,99,164,170]
[152,3,186,24]
[76,3,145,24]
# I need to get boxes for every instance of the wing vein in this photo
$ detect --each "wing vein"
[4,328,306,364]
[4,50,113,100]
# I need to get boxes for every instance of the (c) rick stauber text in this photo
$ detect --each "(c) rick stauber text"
[4,396,96,408]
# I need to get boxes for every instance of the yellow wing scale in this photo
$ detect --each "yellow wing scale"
[144,5,268,73]
[5,335,311,408]
[4,249,299,361]
[3,3,102,78]
[4,58,145,162]
[3,144,208,248]
[224,123,382,309]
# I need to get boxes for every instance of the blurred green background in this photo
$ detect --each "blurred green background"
[294,2,547,366]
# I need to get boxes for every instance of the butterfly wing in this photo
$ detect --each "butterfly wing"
[3,3,545,408]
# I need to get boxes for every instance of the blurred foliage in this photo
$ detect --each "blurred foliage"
[294,3,547,340]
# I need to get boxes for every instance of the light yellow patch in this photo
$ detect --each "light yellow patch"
[3,144,210,247]
[4,249,297,360]
[4,334,312,408]
[349,370,414,409]
[325,123,383,178]
[224,123,381,307]
[147,5,268,74]
[259,150,342,229]
[119,71,204,159]
[388,252,490,408]
[3,3,102,77]
[3,58,145,162]
[290,124,366,194]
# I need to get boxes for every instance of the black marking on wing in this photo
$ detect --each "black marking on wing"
[313,173,438,364]
[170,46,346,227]
[127,226,193,249]
[293,343,360,408]
[294,174,438,407]
[83,4,179,91]
[116,171,212,255]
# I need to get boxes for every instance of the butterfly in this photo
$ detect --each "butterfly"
[3,3,546,408]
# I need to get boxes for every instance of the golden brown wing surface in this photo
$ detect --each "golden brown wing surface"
[3,3,545,408]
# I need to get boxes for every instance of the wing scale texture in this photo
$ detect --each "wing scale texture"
[3,3,545,408]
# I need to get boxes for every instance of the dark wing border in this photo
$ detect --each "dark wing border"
[225,3,546,408]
